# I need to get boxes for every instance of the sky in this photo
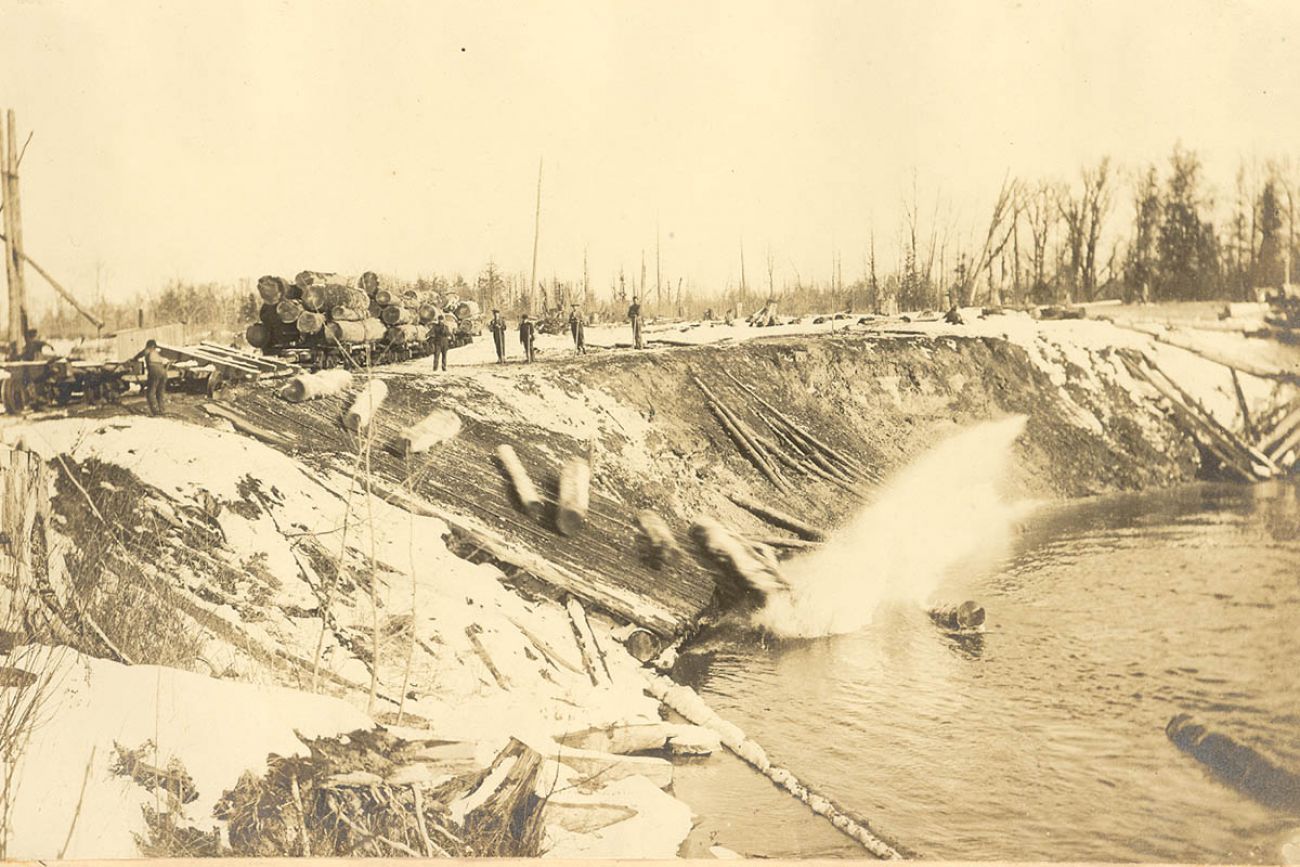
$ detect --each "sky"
[3,0,1300,311]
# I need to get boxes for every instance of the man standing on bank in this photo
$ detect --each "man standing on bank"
[429,315,452,371]
[489,308,508,363]
[627,296,643,349]
[568,305,586,354]
[132,339,171,416]
[519,313,537,363]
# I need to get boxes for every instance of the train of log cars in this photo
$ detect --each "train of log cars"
[0,271,481,413]
[246,271,482,369]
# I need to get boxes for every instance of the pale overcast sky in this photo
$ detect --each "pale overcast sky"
[3,0,1299,308]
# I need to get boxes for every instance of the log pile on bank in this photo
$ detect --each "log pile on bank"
[245,270,482,361]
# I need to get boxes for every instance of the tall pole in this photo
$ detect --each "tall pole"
[655,224,662,310]
[739,238,747,302]
[1,116,15,347]
[6,111,26,341]
[528,157,542,316]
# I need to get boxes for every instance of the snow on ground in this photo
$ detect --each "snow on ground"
[1,645,370,860]
[1,415,688,857]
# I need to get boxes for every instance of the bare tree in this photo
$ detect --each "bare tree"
[1058,157,1114,302]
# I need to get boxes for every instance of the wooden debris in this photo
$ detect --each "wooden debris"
[343,379,389,433]
[1229,369,1256,442]
[565,597,611,687]
[505,616,586,676]
[556,457,591,536]
[550,745,674,789]
[203,402,296,447]
[465,623,511,689]
[451,738,544,841]
[691,374,788,491]
[1259,402,1300,455]
[727,492,826,541]
[496,445,543,519]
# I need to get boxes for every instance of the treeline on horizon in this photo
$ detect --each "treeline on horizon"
[35,143,1300,340]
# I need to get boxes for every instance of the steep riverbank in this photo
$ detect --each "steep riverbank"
[1,313,1296,858]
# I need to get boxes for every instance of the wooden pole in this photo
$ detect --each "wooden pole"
[0,232,105,331]
[5,111,25,342]
[727,492,826,541]
[528,158,542,317]
[1,119,15,348]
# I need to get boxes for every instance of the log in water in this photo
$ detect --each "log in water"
[928,601,986,632]
[1165,713,1300,812]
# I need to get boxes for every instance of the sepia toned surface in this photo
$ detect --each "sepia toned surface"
[1,1,1299,863]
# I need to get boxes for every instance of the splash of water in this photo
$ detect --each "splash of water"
[754,415,1031,639]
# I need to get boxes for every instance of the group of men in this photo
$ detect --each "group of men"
[482,296,645,365]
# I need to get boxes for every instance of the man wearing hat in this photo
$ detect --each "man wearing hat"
[568,305,586,355]
[627,296,643,349]
[518,313,537,363]
[131,338,171,416]
[489,309,508,363]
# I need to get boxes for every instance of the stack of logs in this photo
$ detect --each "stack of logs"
[690,370,878,495]
[246,270,482,355]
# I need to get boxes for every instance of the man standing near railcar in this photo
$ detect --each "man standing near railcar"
[627,296,643,349]
[568,305,586,354]
[429,316,451,371]
[519,313,536,363]
[489,308,508,363]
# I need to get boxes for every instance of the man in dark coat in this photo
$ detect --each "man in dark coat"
[627,296,643,349]
[429,317,452,371]
[489,309,508,363]
[568,305,586,354]
[519,314,536,363]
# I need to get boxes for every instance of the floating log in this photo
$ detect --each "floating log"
[381,305,413,325]
[928,601,986,632]
[496,444,542,519]
[325,317,386,344]
[565,597,611,687]
[343,378,389,433]
[691,517,788,597]
[636,509,682,567]
[280,369,354,403]
[728,493,826,541]
[276,298,305,324]
[1166,713,1300,812]
[556,457,591,536]
[257,274,288,304]
[295,310,326,335]
[398,409,461,457]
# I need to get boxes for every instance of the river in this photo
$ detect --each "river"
[671,480,1300,862]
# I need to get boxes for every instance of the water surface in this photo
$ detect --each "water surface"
[674,482,1300,862]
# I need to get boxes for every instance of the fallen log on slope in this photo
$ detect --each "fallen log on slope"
[397,409,461,457]
[727,492,826,541]
[691,374,788,491]
[636,509,682,567]
[1258,403,1300,455]
[691,516,789,597]
[343,379,389,433]
[465,623,511,689]
[203,402,296,448]
[280,368,354,403]
[1104,319,1300,384]
[720,369,875,482]
[556,457,591,536]
[496,445,542,520]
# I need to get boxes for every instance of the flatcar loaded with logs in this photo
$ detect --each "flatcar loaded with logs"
[245,270,482,370]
